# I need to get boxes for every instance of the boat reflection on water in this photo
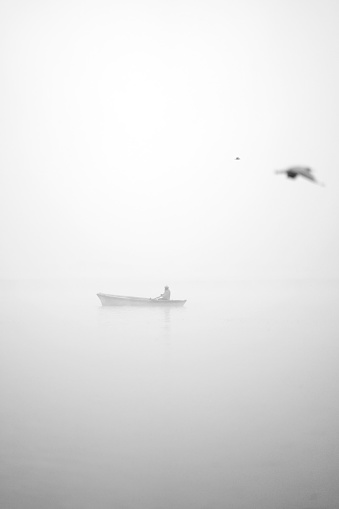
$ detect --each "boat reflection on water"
[97,295,186,337]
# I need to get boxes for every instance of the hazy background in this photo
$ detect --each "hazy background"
[1,3,339,507]
[1,0,339,282]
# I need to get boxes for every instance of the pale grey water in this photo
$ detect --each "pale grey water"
[1,279,339,509]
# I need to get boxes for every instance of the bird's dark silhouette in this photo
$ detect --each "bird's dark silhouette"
[275,166,324,185]
[235,157,240,160]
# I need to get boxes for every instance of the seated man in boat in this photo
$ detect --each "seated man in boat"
[156,286,171,300]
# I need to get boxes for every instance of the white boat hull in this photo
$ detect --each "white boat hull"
[97,293,186,307]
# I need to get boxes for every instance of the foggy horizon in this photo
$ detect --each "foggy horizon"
[1,0,339,282]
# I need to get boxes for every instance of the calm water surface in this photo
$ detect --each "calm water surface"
[1,279,339,509]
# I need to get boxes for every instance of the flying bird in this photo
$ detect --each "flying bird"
[275,166,324,185]
[235,157,240,160]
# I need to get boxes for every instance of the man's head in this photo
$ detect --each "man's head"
[165,286,169,290]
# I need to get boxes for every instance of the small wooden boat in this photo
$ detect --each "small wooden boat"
[97,293,187,307]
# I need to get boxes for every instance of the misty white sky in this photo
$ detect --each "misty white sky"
[1,0,339,280]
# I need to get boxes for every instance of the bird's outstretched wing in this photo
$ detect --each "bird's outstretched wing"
[275,166,324,185]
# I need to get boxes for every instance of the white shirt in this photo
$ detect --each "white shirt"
[161,289,171,300]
